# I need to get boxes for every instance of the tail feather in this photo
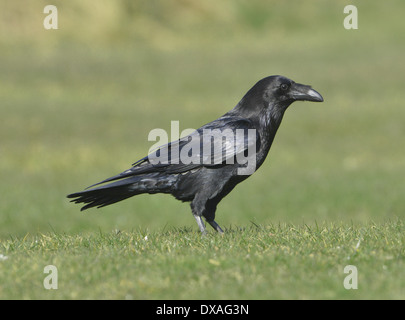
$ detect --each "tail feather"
[67,173,176,211]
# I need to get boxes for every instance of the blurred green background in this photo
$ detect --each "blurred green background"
[1,0,404,239]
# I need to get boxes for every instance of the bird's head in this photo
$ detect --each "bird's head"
[230,75,324,127]
[236,75,323,117]
[262,75,324,106]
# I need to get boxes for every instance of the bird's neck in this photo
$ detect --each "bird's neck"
[261,104,286,134]
[226,101,288,163]
[254,104,288,168]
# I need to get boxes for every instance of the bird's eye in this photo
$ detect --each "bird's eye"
[280,83,289,91]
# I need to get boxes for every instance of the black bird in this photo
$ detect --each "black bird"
[67,75,323,233]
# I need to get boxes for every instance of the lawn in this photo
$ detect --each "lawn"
[0,1,404,299]
[1,222,404,299]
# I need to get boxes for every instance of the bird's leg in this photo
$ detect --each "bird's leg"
[207,220,224,234]
[193,214,206,234]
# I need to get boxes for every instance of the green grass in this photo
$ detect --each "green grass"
[1,1,405,299]
[1,221,404,299]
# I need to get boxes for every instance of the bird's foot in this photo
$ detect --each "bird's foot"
[207,220,224,234]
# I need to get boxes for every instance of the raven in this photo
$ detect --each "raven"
[67,75,323,233]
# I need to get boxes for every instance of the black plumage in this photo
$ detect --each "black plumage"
[67,75,323,233]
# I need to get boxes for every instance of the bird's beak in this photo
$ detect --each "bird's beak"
[290,82,324,102]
